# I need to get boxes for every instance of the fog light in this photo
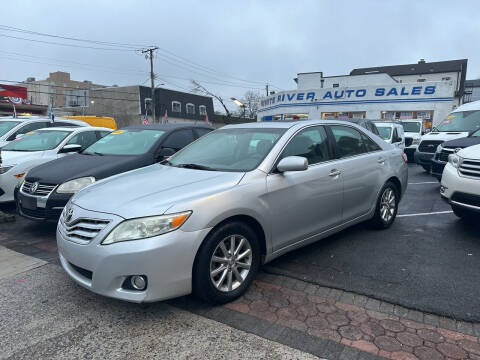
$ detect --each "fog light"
[130,275,147,290]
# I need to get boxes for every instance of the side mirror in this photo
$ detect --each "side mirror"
[277,156,308,173]
[156,147,176,160]
[59,144,82,154]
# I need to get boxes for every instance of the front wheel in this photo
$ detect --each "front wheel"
[369,181,399,229]
[193,221,261,304]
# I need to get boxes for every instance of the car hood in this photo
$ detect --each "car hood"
[458,144,480,160]
[421,131,470,142]
[72,164,245,218]
[0,150,45,166]
[440,136,480,149]
[26,153,147,184]
[404,132,421,138]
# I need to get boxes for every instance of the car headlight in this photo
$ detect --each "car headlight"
[436,144,443,153]
[56,177,96,194]
[448,154,462,168]
[101,211,192,245]
[0,165,14,174]
[412,137,420,145]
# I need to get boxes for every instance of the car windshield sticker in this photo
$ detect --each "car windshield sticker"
[111,130,125,134]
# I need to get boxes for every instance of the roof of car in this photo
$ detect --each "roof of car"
[124,123,213,131]
[37,126,111,132]
[223,119,382,130]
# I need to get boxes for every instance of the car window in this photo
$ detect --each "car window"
[330,125,368,158]
[195,128,212,138]
[162,129,195,150]
[281,126,331,165]
[52,121,80,127]
[362,134,382,152]
[376,126,392,141]
[3,130,72,151]
[66,131,100,150]
[0,121,21,137]
[392,128,398,142]
[8,121,50,140]
[84,129,165,155]
[97,130,111,138]
[370,123,380,136]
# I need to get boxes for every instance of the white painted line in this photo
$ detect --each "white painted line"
[397,210,453,218]
[408,182,438,185]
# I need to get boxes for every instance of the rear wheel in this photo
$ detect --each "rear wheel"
[452,205,477,221]
[369,181,399,229]
[193,221,261,304]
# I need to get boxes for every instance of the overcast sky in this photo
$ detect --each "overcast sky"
[1,0,479,112]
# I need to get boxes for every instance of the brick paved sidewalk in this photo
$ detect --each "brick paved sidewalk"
[214,273,480,360]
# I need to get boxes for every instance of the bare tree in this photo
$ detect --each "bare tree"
[240,91,261,119]
[191,80,231,120]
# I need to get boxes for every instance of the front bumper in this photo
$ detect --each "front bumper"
[16,189,71,221]
[441,163,480,213]
[414,151,434,167]
[57,205,211,302]
[431,159,447,180]
[0,173,20,203]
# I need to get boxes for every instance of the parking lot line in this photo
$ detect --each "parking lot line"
[397,210,453,217]
[408,181,439,185]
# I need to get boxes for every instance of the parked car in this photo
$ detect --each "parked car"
[415,100,480,172]
[401,119,423,162]
[16,123,213,221]
[0,126,111,204]
[374,121,405,150]
[0,116,89,148]
[441,144,480,219]
[431,128,480,180]
[341,118,380,136]
[57,120,408,304]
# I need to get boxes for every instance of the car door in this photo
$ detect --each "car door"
[328,125,384,222]
[265,125,343,252]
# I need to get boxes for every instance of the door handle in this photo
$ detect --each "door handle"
[329,169,341,177]
[377,157,386,164]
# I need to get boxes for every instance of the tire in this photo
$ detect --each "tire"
[193,221,261,304]
[369,181,399,229]
[452,205,477,221]
[421,164,431,173]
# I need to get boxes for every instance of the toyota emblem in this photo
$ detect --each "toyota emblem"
[65,208,74,223]
[30,182,39,194]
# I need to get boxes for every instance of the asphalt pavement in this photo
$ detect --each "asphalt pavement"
[265,164,480,322]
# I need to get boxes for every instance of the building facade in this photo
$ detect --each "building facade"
[464,79,480,103]
[258,59,468,127]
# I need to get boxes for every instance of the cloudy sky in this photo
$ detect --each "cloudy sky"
[1,0,479,112]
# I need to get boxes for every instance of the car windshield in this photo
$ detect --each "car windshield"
[168,128,286,172]
[0,120,21,137]
[471,128,480,137]
[436,110,480,132]
[2,130,71,151]
[83,129,165,155]
[376,126,392,140]
[402,122,421,133]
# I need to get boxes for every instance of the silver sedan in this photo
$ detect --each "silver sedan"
[57,120,408,304]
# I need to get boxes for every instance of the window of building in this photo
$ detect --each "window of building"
[332,83,339,88]
[172,101,181,113]
[186,103,195,115]
[321,112,365,120]
[199,105,207,116]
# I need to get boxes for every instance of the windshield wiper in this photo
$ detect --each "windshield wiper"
[175,163,216,171]
[93,152,104,156]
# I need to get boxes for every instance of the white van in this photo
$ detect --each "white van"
[374,121,405,150]
[415,100,480,172]
[401,119,423,162]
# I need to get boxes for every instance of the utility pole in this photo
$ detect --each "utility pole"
[266,83,269,96]
[142,47,159,122]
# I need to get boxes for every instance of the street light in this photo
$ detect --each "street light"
[231,97,246,122]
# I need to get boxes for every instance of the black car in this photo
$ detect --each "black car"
[341,118,380,136]
[16,123,213,220]
[431,128,480,180]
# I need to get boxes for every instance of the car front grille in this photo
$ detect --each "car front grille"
[22,181,57,196]
[405,137,413,147]
[439,147,456,162]
[418,140,443,153]
[58,213,111,244]
[459,158,480,179]
[20,206,63,220]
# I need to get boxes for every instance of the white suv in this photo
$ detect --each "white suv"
[401,119,423,162]
[374,121,405,150]
[440,144,480,219]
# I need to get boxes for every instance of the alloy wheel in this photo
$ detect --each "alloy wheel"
[210,234,252,292]
[380,188,396,223]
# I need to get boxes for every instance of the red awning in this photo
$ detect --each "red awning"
[0,84,27,98]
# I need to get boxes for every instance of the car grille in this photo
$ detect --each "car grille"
[418,140,443,153]
[58,214,111,244]
[405,137,413,147]
[459,158,480,179]
[20,207,63,220]
[22,181,57,196]
[439,147,456,162]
